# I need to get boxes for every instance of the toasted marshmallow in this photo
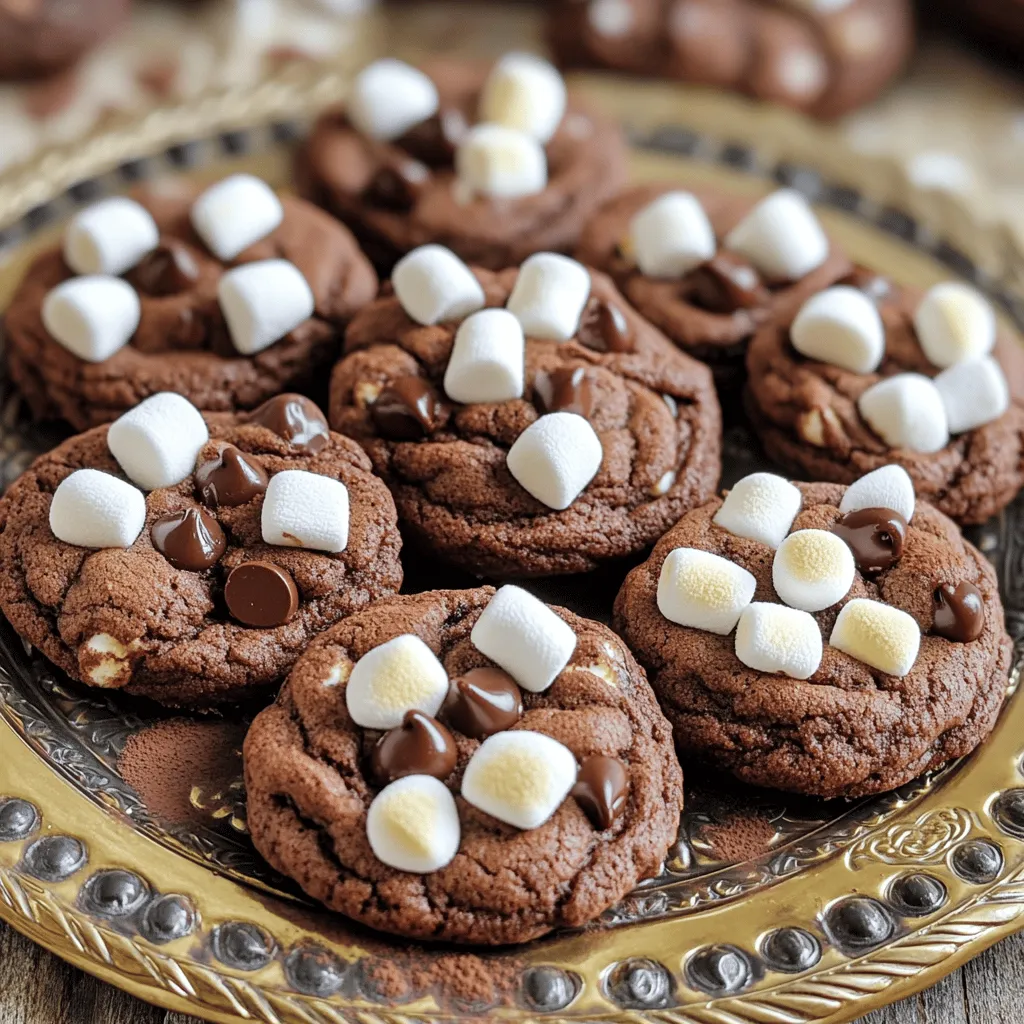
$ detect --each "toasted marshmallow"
[829,598,921,677]
[191,174,283,261]
[790,286,885,374]
[858,374,949,453]
[735,603,822,679]
[456,123,547,199]
[218,259,314,355]
[261,469,350,553]
[348,59,439,141]
[934,356,1009,434]
[49,469,146,550]
[63,197,159,277]
[914,282,996,369]
[366,775,460,873]
[42,276,140,363]
[392,245,486,327]
[479,53,566,144]
[506,412,602,510]
[628,191,716,279]
[713,472,803,549]
[505,253,591,342]
[773,529,855,612]
[657,547,756,634]
[444,308,525,404]
[840,465,915,523]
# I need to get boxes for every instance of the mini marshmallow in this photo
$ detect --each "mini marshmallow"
[392,245,486,326]
[49,469,146,549]
[348,59,439,141]
[858,374,949,453]
[479,53,567,144]
[773,529,855,613]
[657,547,756,634]
[840,465,915,523]
[629,192,716,279]
[506,412,602,510]
[366,775,460,873]
[829,598,921,677]
[735,603,823,680]
[42,276,140,363]
[461,730,577,830]
[724,189,829,282]
[713,472,802,549]
[261,469,350,553]
[63,197,159,276]
[790,286,885,374]
[346,634,449,730]
[191,174,284,261]
[934,356,1009,434]
[455,123,547,199]
[470,584,577,693]
[444,308,525,404]
[107,393,210,491]
[218,259,314,355]
[506,253,591,342]
[913,281,995,369]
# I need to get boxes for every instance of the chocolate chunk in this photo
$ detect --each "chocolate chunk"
[370,710,458,785]
[577,300,634,353]
[534,366,597,419]
[845,266,892,304]
[224,561,299,628]
[195,445,269,507]
[151,507,226,572]
[832,507,908,574]
[371,376,441,440]
[933,581,985,643]
[572,755,629,830]
[365,158,429,211]
[398,107,469,166]
[128,241,200,296]
[248,394,330,453]
[441,667,523,739]
[686,251,769,313]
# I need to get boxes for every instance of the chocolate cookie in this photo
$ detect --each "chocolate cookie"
[295,56,628,273]
[548,0,914,119]
[244,585,683,944]
[614,468,1012,799]
[0,393,402,707]
[5,176,378,430]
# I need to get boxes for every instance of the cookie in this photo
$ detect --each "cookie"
[4,175,378,431]
[548,0,914,119]
[0,393,402,707]
[329,249,722,578]
[746,276,1024,524]
[295,56,628,273]
[614,468,1012,799]
[244,585,683,944]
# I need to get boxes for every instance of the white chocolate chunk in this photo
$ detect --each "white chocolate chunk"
[479,52,566,144]
[392,244,486,326]
[191,174,284,260]
[261,469,350,553]
[455,123,547,199]
[444,308,525,404]
[63,197,159,276]
[49,469,146,549]
[461,730,577,830]
[934,356,1009,434]
[790,286,885,373]
[713,472,802,549]
[840,465,915,523]
[657,547,756,634]
[107,393,209,491]
[42,276,140,363]
[628,191,716,279]
[858,374,949,453]
[913,282,996,369]
[366,775,460,873]
[470,584,577,693]
[218,259,314,355]
[346,634,449,730]
[348,59,439,142]
[735,603,823,680]
[506,253,591,342]
[506,412,602,510]
[829,597,921,677]
[773,529,855,612]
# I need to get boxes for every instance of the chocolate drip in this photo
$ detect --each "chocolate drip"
[371,376,441,440]
[686,251,769,313]
[224,561,299,628]
[572,755,630,831]
[129,241,200,296]
[577,300,634,353]
[832,507,908,574]
[933,581,985,643]
[398,107,469,165]
[151,508,226,571]
[370,711,458,785]
[534,366,596,419]
[441,667,523,739]
[248,394,330,453]
[195,445,269,507]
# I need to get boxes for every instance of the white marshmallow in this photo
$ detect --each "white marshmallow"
[218,259,314,355]
[724,189,829,282]
[772,529,855,612]
[347,59,439,142]
[934,356,1009,434]
[191,174,284,261]
[366,775,460,874]
[461,730,577,830]
[734,603,822,680]
[657,547,756,634]
[455,123,547,200]
[913,282,996,369]
[829,598,921,677]
[444,308,525,404]
[63,197,159,277]
[470,585,577,694]
[858,374,949,453]
[629,192,716,279]
[840,465,915,523]
[790,286,885,374]
[479,53,567,144]
[506,412,602,510]
[713,472,802,549]
[49,469,146,550]
[261,469,350,553]
[107,393,210,491]
[392,245,486,327]
[346,634,449,730]
[506,253,591,342]
[42,276,140,363]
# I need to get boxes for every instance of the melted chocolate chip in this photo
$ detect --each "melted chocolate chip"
[370,711,458,785]
[534,366,596,419]
[844,266,892,303]
[398,107,469,165]
[572,755,629,831]
[248,394,330,453]
[441,667,523,739]
[151,507,226,571]
[129,241,200,296]
[195,445,269,507]
[577,300,634,353]
[224,561,299,628]
[686,251,769,313]
[371,376,441,440]
[832,507,908,574]
[933,581,985,643]
[365,158,429,210]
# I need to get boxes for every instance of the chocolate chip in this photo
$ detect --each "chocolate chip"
[441,667,523,739]
[224,561,299,628]
[248,394,330,453]
[370,710,458,785]
[151,507,226,571]
[685,251,768,313]
[534,366,597,419]
[933,581,985,643]
[832,507,907,574]
[572,755,629,830]
[577,300,634,353]
[365,158,430,210]
[128,241,200,296]
[195,445,269,507]
[398,107,469,165]
[371,376,441,440]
